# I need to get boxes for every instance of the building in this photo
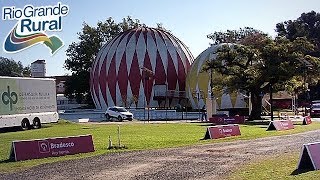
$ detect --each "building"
[31,60,46,77]
[90,27,194,110]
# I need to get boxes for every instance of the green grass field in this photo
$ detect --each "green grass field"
[228,152,320,180]
[1,120,320,175]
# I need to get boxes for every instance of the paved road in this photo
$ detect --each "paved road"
[1,129,320,180]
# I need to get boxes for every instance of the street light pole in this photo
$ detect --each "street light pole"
[141,67,153,122]
[210,61,214,117]
[270,82,274,121]
[147,77,150,122]
[143,75,146,121]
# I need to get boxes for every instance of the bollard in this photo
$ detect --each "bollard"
[117,125,121,147]
[108,135,113,149]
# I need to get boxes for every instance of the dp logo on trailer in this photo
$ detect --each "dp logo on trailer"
[1,86,18,111]
[2,2,69,55]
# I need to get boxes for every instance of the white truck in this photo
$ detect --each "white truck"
[0,76,58,130]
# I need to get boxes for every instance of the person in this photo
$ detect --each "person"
[201,105,207,121]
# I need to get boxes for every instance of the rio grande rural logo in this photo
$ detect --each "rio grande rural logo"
[2,2,69,55]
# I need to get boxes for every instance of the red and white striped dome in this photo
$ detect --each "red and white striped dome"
[90,27,194,109]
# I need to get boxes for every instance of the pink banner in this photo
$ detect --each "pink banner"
[209,116,245,124]
[303,116,312,125]
[267,120,294,131]
[10,135,94,161]
[298,142,320,170]
[208,116,225,124]
[205,125,241,139]
[307,143,320,170]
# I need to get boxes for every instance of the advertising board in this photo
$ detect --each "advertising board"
[10,135,94,161]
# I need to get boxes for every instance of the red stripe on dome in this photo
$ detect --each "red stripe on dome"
[117,53,128,105]
[93,63,101,107]
[143,30,148,46]
[150,29,157,44]
[177,52,186,91]
[167,50,178,90]
[135,29,142,44]
[126,31,136,46]
[154,50,166,85]
[108,55,117,105]
[128,51,141,106]
[99,59,107,106]
[155,29,166,46]
[117,32,128,48]
[143,51,154,105]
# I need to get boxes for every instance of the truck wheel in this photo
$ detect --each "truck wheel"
[118,116,123,122]
[33,117,41,129]
[21,118,31,131]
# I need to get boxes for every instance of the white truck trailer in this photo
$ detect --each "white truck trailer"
[0,76,58,130]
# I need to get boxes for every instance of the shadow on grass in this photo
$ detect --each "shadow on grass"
[0,125,51,133]
[198,123,216,127]
[195,121,271,128]
[291,168,314,175]
[244,121,270,126]
[0,159,14,164]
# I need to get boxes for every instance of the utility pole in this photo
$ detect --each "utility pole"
[270,82,274,121]
[141,67,153,122]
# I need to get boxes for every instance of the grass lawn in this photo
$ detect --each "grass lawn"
[228,152,320,180]
[0,120,320,173]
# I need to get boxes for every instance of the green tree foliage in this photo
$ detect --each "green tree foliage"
[204,28,320,120]
[276,11,320,56]
[207,27,267,45]
[64,16,144,104]
[0,56,30,77]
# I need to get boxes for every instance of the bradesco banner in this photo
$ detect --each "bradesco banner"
[266,120,294,131]
[298,142,320,170]
[209,116,245,124]
[10,135,94,161]
[303,116,312,125]
[204,124,241,139]
[0,77,57,115]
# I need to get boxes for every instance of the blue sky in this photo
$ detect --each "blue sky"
[1,0,320,76]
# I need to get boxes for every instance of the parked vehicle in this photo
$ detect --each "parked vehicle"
[310,102,320,117]
[0,76,59,130]
[105,106,133,121]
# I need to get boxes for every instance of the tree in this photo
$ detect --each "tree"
[0,56,30,77]
[276,11,320,56]
[276,11,320,101]
[207,27,267,45]
[204,28,320,120]
[64,16,144,104]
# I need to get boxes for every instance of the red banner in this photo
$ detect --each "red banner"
[266,120,294,131]
[204,125,241,139]
[209,116,245,124]
[10,135,94,161]
[298,142,320,170]
[208,116,225,124]
[303,116,312,125]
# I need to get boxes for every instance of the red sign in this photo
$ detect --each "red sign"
[10,135,94,161]
[303,116,312,125]
[204,125,241,139]
[209,116,225,124]
[298,142,320,170]
[209,116,245,124]
[266,120,294,131]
